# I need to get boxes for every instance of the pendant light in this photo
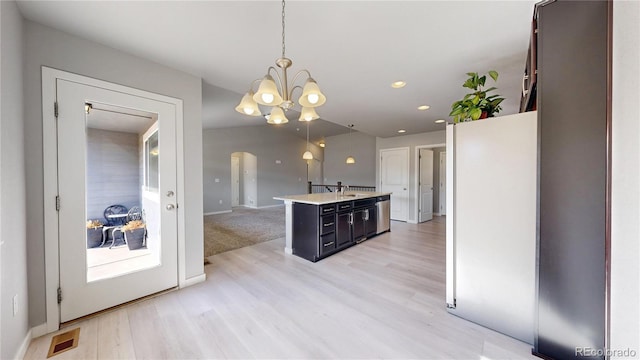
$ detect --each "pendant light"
[235,0,326,125]
[303,121,313,160]
[345,124,355,164]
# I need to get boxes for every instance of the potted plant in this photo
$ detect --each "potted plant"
[122,220,146,250]
[86,220,104,248]
[449,70,505,123]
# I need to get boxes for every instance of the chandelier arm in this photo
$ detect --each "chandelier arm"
[290,69,313,88]
[288,85,303,100]
[249,78,262,92]
[266,66,285,97]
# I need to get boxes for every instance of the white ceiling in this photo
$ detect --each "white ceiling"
[17,1,537,138]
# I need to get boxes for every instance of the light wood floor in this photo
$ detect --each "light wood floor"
[25,217,537,359]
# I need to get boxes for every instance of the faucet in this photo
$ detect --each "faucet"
[341,185,349,195]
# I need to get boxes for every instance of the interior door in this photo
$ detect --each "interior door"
[380,148,409,221]
[439,151,447,214]
[231,156,240,207]
[57,79,178,322]
[419,149,434,222]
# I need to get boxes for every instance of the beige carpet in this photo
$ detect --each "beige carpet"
[204,206,285,258]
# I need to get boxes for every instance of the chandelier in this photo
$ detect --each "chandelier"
[235,0,326,124]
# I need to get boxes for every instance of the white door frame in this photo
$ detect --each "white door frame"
[439,151,447,215]
[42,67,187,333]
[379,147,410,222]
[231,156,240,207]
[413,143,446,224]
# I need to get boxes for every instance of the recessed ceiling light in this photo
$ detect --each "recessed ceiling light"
[398,129,406,133]
[391,81,406,89]
[435,119,446,124]
[417,105,430,110]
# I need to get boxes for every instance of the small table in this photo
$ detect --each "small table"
[101,214,129,247]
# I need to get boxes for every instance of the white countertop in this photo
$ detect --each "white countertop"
[274,191,391,205]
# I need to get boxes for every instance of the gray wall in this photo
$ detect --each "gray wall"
[24,20,204,327]
[432,147,446,214]
[324,131,376,187]
[611,0,639,354]
[203,126,322,214]
[1,1,29,358]
[87,128,140,221]
[376,130,446,223]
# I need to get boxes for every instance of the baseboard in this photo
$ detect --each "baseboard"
[31,323,49,338]
[407,220,418,224]
[181,273,206,288]
[434,212,442,216]
[236,205,258,209]
[203,210,232,216]
[14,328,32,360]
[257,204,284,209]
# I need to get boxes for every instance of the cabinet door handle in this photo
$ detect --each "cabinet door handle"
[323,241,334,247]
[348,213,354,225]
[323,222,334,227]
[364,209,369,221]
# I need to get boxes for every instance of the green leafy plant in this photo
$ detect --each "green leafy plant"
[449,70,505,123]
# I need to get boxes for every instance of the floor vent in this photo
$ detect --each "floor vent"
[47,328,80,358]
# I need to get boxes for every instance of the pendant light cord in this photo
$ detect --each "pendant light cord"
[281,0,286,59]
[306,121,310,151]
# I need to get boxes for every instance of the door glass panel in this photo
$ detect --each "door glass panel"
[85,102,161,282]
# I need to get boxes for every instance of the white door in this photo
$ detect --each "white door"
[57,79,178,322]
[419,149,434,222]
[380,148,409,221]
[439,151,447,214]
[231,156,240,207]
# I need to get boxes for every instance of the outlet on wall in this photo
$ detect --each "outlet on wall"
[13,294,18,316]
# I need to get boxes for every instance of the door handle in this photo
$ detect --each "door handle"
[166,204,176,210]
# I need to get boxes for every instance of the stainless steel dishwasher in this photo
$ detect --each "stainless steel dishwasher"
[376,195,390,233]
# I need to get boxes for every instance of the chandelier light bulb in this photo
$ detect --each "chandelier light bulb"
[262,93,274,104]
[307,94,319,105]
[299,107,319,121]
[266,106,288,124]
[235,91,261,116]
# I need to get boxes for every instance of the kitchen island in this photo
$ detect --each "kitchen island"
[274,192,391,262]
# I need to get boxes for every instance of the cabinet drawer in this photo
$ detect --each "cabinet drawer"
[320,214,335,235]
[320,204,335,215]
[337,202,352,212]
[320,233,336,255]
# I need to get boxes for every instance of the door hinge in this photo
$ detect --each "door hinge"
[57,287,62,304]
[55,195,61,211]
[54,102,59,118]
